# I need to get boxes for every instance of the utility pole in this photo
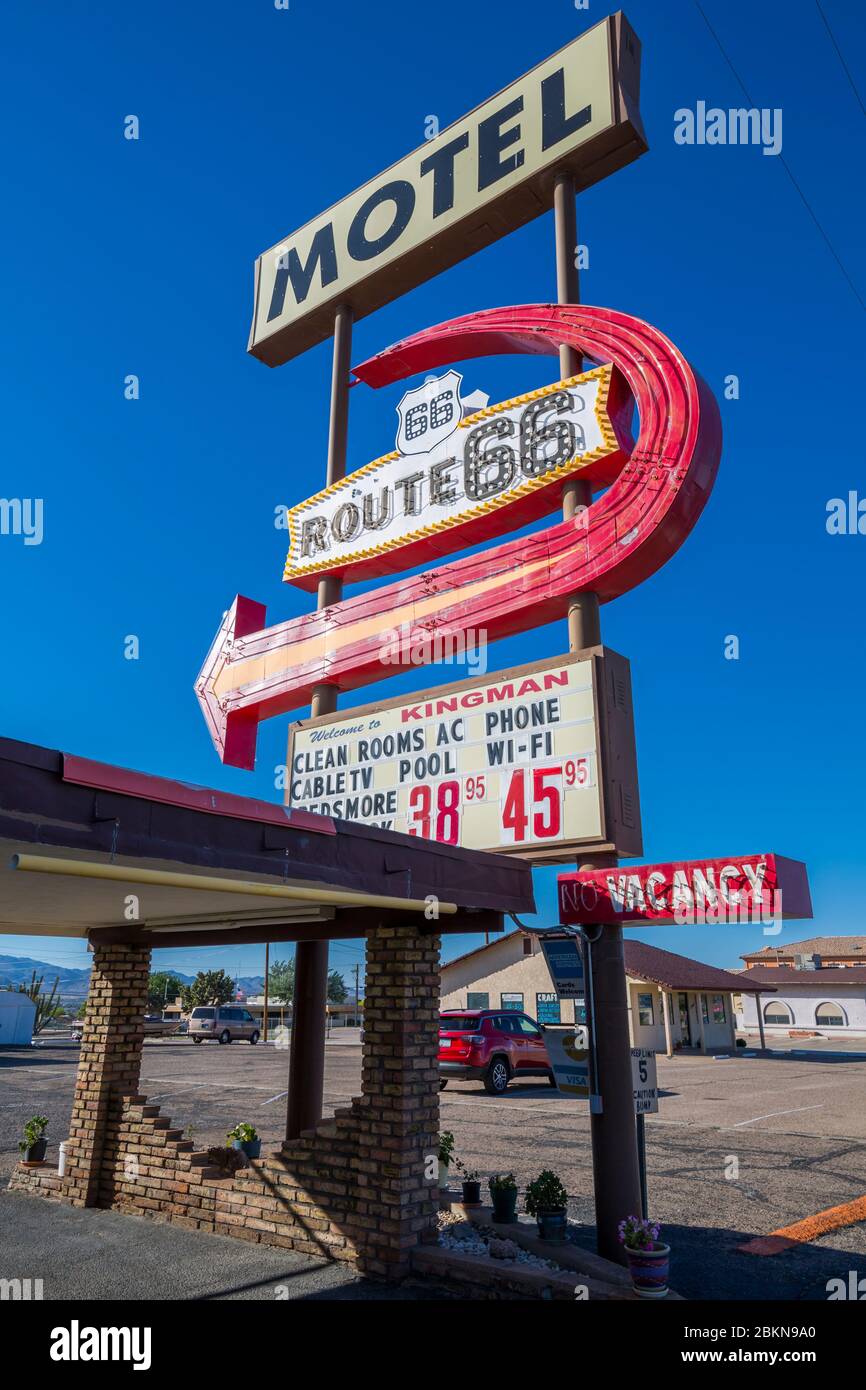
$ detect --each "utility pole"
[553,173,642,1264]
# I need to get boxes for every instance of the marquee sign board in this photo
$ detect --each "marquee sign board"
[284,365,632,589]
[196,304,721,769]
[248,14,646,366]
[286,649,641,863]
[558,853,813,926]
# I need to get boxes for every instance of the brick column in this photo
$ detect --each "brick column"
[63,943,151,1206]
[354,924,441,1277]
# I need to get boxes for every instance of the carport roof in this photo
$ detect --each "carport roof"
[0,736,534,948]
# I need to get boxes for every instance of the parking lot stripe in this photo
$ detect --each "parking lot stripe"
[261,1090,289,1107]
[722,1104,824,1130]
[738,1195,866,1255]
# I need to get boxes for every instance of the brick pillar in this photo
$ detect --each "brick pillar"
[63,943,151,1206]
[355,924,441,1277]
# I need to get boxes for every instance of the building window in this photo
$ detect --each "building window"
[501,992,523,1011]
[700,994,710,1023]
[764,1002,792,1025]
[711,995,726,1025]
[637,992,654,1027]
[536,992,560,1024]
[467,992,489,1009]
[816,1002,846,1028]
[523,936,534,956]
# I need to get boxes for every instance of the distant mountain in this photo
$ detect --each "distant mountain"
[0,954,92,1004]
[0,955,265,1008]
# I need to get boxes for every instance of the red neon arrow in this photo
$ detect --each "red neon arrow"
[196,305,721,769]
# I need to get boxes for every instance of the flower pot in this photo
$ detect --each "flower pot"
[625,1242,670,1299]
[22,1139,47,1164]
[536,1207,567,1243]
[491,1187,518,1223]
[461,1180,481,1206]
[231,1138,261,1159]
[438,1160,451,1190]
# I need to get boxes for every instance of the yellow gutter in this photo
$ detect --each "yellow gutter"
[11,853,458,915]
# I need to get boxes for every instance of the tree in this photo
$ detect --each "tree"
[268,957,295,1004]
[75,1000,88,1019]
[327,970,347,1004]
[17,971,63,1033]
[147,971,184,1012]
[180,970,236,1010]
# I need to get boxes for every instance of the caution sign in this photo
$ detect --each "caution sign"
[631,1047,658,1114]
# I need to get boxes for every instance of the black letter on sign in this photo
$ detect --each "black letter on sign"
[267,224,339,320]
[420,133,470,217]
[541,69,591,152]
[477,98,524,191]
[347,180,415,262]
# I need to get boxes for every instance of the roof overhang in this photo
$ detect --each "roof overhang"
[0,738,535,948]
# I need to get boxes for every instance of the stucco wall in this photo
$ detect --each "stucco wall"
[441,936,580,1024]
[739,983,866,1036]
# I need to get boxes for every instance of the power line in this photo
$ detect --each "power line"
[694,0,866,314]
[815,1,866,120]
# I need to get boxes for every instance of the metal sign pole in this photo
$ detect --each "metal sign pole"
[286,305,353,1140]
[553,176,642,1262]
[637,1112,648,1220]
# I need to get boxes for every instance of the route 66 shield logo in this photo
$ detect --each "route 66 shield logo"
[395,370,463,456]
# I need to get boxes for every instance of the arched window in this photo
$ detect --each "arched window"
[815,1002,846,1028]
[763,1001,793,1025]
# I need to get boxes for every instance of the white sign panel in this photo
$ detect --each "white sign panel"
[283,366,622,588]
[631,1047,658,1114]
[287,657,605,859]
[545,1027,591,1098]
[249,17,645,364]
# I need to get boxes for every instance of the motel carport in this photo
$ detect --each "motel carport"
[0,735,534,1277]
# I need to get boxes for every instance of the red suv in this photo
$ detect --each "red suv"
[439,1009,555,1095]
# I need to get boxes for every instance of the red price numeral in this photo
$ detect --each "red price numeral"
[465,775,486,801]
[409,781,461,845]
[502,770,528,842]
[532,767,562,839]
[564,757,589,787]
[408,784,432,838]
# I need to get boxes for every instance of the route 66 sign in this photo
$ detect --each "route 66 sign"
[396,370,463,455]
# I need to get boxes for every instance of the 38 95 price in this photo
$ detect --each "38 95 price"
[406,759,590,847]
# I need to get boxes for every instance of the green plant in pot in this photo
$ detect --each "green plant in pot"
[226,1122,261,1159]
[488,1172,518,1223]
[454,1157,481,1206]
[437,1130,455,1190]
[19,1115,49,1164]
[619,1215,670,1299]
[524,1169,568,1242]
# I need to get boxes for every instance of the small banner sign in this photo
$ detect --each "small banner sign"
[558,853,812,926]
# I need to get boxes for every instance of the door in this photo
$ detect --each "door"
[514,1015,548,1069]
[677,993,692,1044]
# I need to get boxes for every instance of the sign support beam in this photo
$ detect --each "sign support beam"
[287,305,353,1142]
[554,177,641,1263]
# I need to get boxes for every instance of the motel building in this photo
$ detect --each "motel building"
[735,936,866,1039]
[440,930,767,1056]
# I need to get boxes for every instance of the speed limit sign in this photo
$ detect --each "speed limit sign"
[631,1048,659,1114]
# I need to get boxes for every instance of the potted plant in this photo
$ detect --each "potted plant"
[19,1115,49,1164]
[524,1169,568,1242]
[226,1122,261,1159]
[488,1172,518,1223]
[618,1215,670,1299]
[454,1158,481,1206]
[437,1130,455,1189]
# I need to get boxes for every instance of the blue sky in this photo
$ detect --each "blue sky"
[1,0,864,989]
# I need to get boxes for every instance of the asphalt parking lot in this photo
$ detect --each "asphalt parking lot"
[3,1033,865,1301]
